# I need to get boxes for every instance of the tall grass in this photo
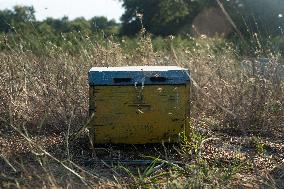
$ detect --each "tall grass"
[0,29,283,188]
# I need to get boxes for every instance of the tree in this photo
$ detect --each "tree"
[0,6,36,33]
[69,17,91,34]
[120,0,283,37]
[0,9,13,32]
[13,5,35,23]
[12,6,36,32]
[42,17,71,33]
[90,16,119,35]
[120,0,213,36]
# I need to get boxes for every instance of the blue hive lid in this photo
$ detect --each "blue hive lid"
[88,66,190,86]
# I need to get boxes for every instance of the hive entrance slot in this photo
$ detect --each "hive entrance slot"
[150,77,167,82]
[113,78,132,83]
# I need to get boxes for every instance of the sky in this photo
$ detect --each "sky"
[0,0,125,22]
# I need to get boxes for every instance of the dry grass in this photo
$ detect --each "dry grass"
[0,33,283,188]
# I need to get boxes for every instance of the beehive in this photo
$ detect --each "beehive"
[88,66,190,144]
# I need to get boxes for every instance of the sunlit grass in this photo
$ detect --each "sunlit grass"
[0,29,283,188]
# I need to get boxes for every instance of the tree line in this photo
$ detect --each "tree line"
[0,0,283,55]
[0,0,283,37]
[0,6,119,36]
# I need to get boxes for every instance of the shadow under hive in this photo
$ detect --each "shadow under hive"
[88,66,190,144]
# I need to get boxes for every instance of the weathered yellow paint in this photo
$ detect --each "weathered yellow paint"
[88,84,190,144]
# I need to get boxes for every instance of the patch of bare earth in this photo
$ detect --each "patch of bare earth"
[0,130,283,188]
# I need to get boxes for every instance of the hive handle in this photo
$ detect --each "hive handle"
[149,77,167,82]
[113,78,132,83]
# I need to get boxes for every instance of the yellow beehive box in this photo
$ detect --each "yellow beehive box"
[88,66,190,144]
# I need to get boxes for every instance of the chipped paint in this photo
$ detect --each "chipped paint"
[88,85,190,144]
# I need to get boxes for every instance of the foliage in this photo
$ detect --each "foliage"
[0,6,35,33]
[224,0,284,37]
[120,0,284,39]
[0,6,120,40]
[120,0,213,36]
[1,3,284,54]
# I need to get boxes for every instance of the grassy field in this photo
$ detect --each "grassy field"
[0,32,283,188]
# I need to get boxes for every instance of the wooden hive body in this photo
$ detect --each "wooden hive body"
[88,66,190,144]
